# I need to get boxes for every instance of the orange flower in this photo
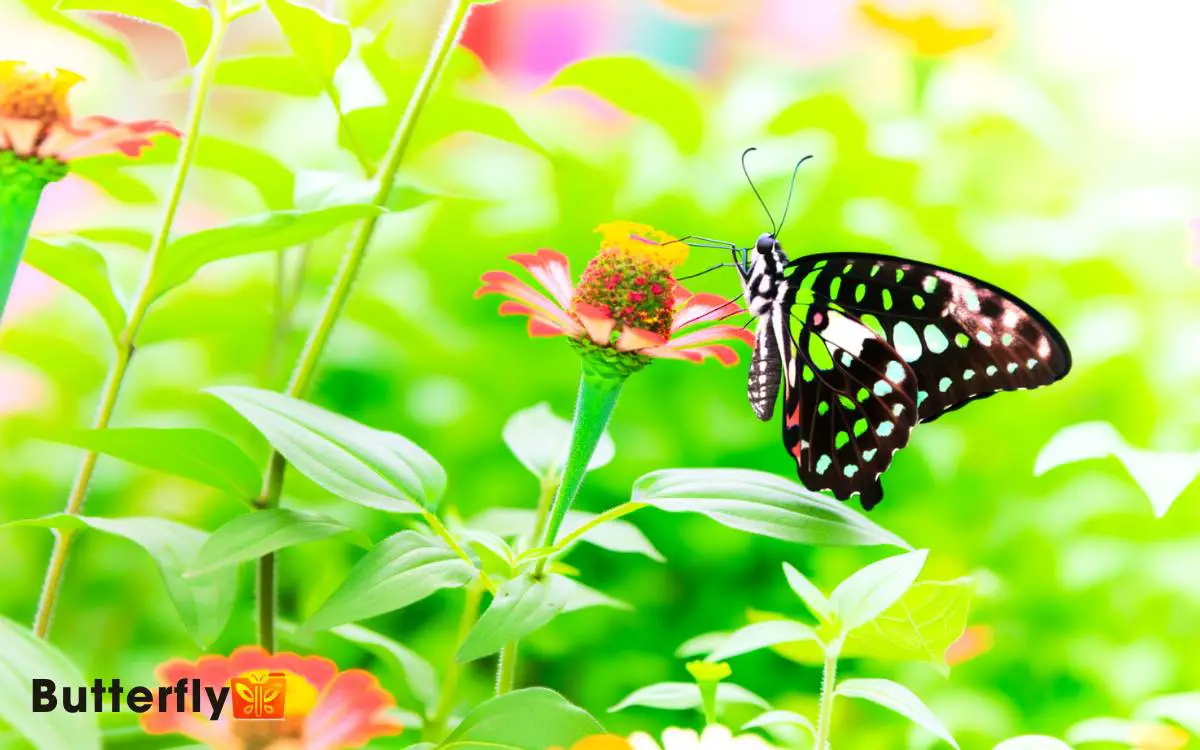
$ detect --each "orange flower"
[140,646,402,750]
[478,221,754,366]
[859,0,1000,55]
[0,61,178,162]
[556,735,636,750]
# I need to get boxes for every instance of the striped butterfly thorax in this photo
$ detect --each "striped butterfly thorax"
[737,232,1071,510]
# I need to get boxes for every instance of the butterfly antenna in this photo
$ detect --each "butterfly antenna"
[742,147,777,235]
[775,155,813,241]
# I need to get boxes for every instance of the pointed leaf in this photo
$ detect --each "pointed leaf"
[151,204,381,298]
[213,54,323,95]
[709,620,821,662]
[457,574,573,662]
[743,710,816,737]
[304,530,475,632]
[57,0,212,65]
[35,427,261,499]
[469,508,663,561]
[846,578,973,670]
[558,576,631,614]
[329,623,439,709]
[836,678,958,749]
[831,550,927,631]
[266,0,351,87]
[437,688,603,749]
[502,402,614,480]
[210,386,446,513]
[23,236,125,340]
[675,631,732,659]
[1036,421,1200,518]
[4,515,235,647]
[0,615,101,750]
[632,469,910,549]
[783,562,835,623]
[547,56,703,152]
[187,508,368,576]
[609,682,768,713]
[993,737,1073,750]
[1136,692,1200,735]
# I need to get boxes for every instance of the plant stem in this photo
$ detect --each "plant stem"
[252,0,474,652]
[495,640,519,695]
[424,581,483,741]
[0,155,63,323]
[32,12,229,639]
[550,500,646,554]
[422,509,494,593]
[534,367,626,576]
[528,477,557,551]
[814,641,842,750]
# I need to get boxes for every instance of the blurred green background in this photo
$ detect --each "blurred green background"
[1,0,1198,747]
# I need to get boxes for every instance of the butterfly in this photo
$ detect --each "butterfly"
[681,155,1072,510]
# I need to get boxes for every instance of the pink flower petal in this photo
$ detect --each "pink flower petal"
[304,670,403,750]
[641,345,703,362]
[477,270,578,331]
[673,292,744,331]
[666,324,757,349]
[49,116,180,160]
[647,342,741,365]
[615,326,668,352]
[574,301,617,345]
[510,249,575,307]
[498,300,570,338]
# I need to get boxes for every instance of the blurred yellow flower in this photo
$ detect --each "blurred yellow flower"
[1131,723,1190,750]
[860,0,1000,55]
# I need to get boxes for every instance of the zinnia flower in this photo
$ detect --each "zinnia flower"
[478,221,754,369]
[0,61,177,322]
[859,0,1000,55]
[477,221,754,567]
[140,646,403,750]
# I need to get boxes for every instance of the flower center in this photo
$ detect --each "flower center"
[573,222,685,337]
[0,62,81,126]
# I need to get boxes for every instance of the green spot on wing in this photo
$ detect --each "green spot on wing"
[817,401,829,416]
[881,288,892,310]
[912,294,925,310]
[835,431,849,449]
[838,395,855,410]
[954,333,970,348]
[860,313,885,338]
[853,418,868,437]
[808,333,834,371]
[855,283,866,303]
[828,276,842,300]
[856,387,870,402]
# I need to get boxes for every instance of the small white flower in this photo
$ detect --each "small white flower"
[629,725,777,750]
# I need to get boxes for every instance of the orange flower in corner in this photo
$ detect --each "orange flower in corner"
[859,0,1001,55]
[140,646,403,750]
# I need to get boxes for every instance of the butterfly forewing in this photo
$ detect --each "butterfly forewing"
[786,252,1071,424]
[781,304,919,509]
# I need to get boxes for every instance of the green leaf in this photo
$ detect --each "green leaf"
[187,508,368,576]
[457,574,573,662]
[783,562,835,623]
[5,515,235,647]
[1065,717,1145,746]
[993,737,1073,750]
[304,531,475,632]
[502,402,614,480]
[558,576,630,614]
[293,170,433,213]
[328,623,439,709]
[19,0,134,67]
[209,386,446,513]
[837,678,958,749]
[675,631,732,659]
[547,56,703,153]
[152,204,380,298]
[609,682,768,713]
[708,620,821,662]
[845,578,973,671]
[830,549,927,631]
[436,688,604,749]
[36,427,261,499]
[1036,421,1200,518]
[469,508,663,562]
[1136,692,1200,735]
[632,469,910,549]
[213,54,323,95]
[0,616,101,750]
[266,0,350,87]
[56,0,213,65]
[22,236,126,340]
[67,155,159,204]
[743,710,816,737]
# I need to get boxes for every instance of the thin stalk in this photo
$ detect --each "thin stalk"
[814,641,842,750]
[528,477,557,552]
[423,582,483,741]
[495,640,518,695]
[32,12,229,639]
[422,509,494,593]
[253,0,474,652]
[550,501,645,554]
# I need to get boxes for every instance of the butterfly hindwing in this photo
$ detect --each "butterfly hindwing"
[786,252,1071,424]
[780,304,919,509]
[748,316,782,420]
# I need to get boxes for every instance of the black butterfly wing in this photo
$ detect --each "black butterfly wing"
[779,303,919,509]
[748,316,782,421]
[786,252,1071,424]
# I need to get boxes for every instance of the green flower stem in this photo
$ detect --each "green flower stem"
[0,155,66,323]
[528,476,558,552]
[549,500,646,554]
[32,12,230,639]
[422,509,495,593]
[424,581,484,741]
[253,0,476,652]
[814,639,843,750]
[495,640,518,695]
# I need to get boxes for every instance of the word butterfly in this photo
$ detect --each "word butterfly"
[684,154,1071,510]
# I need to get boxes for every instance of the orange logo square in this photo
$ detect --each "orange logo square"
[231,671,287,720]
